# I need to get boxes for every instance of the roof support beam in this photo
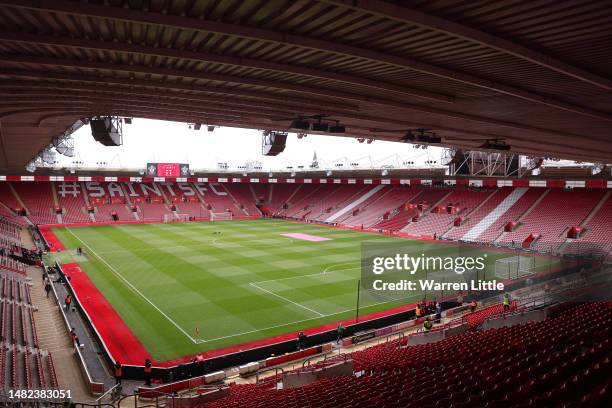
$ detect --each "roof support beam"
[0,0,608,120]
[1,55,605,140]
[321,0,612,90]
[0,31,453,104]
[0,88,505,140]
[2,89,610,161]
[4,103,605,162]
[0,69,353,113]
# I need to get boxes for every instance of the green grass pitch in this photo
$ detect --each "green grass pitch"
[47,219,552,361]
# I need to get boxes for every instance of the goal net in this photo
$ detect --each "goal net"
[163,213,190,223]
[495,255,536,279]
[210,211,233,221]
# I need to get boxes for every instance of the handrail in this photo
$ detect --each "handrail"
[95,382,121,403]
[255,366,284,386]
[302,352,332,368]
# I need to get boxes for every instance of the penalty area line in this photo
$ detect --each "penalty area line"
[200,295,408,343]
[65,228,200,345]
[249,282,324,317]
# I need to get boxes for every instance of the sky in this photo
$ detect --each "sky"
[50,118,446,172]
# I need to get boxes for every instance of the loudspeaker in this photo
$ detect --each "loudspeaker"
[262,131,287,156]
[90,118,122,146]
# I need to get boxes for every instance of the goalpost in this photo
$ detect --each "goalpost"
[163,214,190,223]
[495,255,536,279]
[210,211,233,221]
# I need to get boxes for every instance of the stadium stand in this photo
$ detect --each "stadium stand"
[0,183,611,249]
[500,189,606,249]
[0,0,611,405]
[54,182,90,224]
[469,188,546,243]
[403,188,492,237]
[202,303,611,408]
[10,183,56,225]
[277,185,324,218]
[331,185,392,226]
[306,185,372,222]
[223,184,261,216]
[0,272,58,390]
[267,184,301,215]
[373,188,448,232]
[444,187,515,240]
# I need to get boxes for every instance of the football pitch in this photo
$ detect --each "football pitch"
[48,219,552,361]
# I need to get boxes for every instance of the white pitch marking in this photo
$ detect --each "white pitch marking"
[65,227,199,344]
[200,295,408,343]
[249,282,324,317]
[252,261,361,285]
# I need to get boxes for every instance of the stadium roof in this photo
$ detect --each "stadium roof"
[0,0,611,172]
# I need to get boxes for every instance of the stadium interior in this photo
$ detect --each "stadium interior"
[0,1,611,407]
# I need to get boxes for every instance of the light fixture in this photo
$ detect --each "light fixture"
[312,121,329,132]
[193,123,202,130]
[329,122,345,133]
[480,140,510,150]
[381,169,389,176]
[326,170,332,176]
[207,125,215,132]
[290,119,310,130]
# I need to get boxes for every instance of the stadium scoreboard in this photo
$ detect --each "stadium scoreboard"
[146,163,190,177]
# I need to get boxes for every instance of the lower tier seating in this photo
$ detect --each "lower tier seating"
[0,272,57,389]
[202,302,611,408]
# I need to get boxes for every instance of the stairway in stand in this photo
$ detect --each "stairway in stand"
[27,266,90,401]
